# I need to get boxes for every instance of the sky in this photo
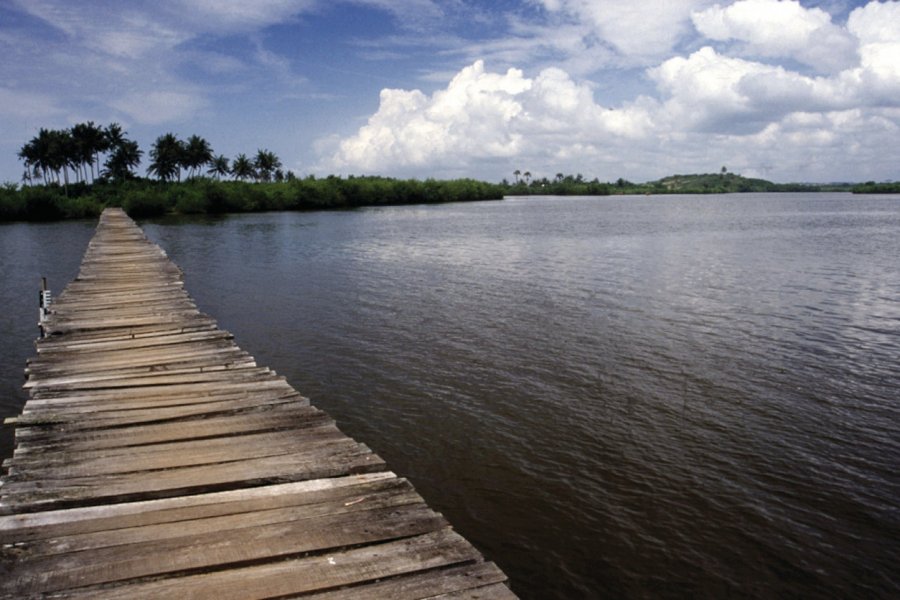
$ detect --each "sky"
[1,0,898,184]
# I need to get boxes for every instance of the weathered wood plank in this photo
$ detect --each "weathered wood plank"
[1,442,385,511]
[0,474,398,540]
[42,529,479,600]
[5,504,448,594]
[303,563,513,600]
[13,404,326,446]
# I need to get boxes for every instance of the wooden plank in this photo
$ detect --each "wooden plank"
[22,366,278,391]
[5,504,448,594]
[35,329,232,355]
[26,377,294,403]
[17,393,304,429]
[13,404,326,447]
[10,427,348,477]
[42,529,479,600]
[1,443,385,511]
[13,485,425,557]
[0,474,398,540]
[303,563,512,600]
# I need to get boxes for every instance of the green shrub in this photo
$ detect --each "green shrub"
[61,196,103,219]
[0,183,26,221]
[123,188,169,218]
[171,186,209,214]
[23,187,65,221]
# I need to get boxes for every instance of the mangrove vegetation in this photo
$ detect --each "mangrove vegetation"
[3,122,504,221]
[3,122,896,222]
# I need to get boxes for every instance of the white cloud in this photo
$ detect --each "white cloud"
[324,27,900,182]
[649,47,766,129]
[328,61,531,171]
[538,0,715,60]
[742,108,900,180]
[692,0,857,72]
[648,34,900,134]
[846,1,900,100]
[324,60,657,177]
[847,1,900,44]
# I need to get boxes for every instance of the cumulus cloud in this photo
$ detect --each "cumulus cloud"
[847,1,900,44]
[846,1,900,100]
[691,0,857,72]
[325,59,657,176]
[324,0,900,183]
[647,46,853,132]
[328,61,531,172]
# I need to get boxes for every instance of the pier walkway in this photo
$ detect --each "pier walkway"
[0,208,514,599]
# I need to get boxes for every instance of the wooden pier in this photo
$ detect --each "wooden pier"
[0,208,514,599]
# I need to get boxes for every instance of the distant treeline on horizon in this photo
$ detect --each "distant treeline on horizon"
[0,176,508,222]
[3,121,897,222]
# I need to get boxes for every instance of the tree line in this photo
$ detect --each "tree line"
[17,122,141,188]
[0,175,505,222]
[16,121,290,191]
[503,171,612,196]
[146,133,286,184]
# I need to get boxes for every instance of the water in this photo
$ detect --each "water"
[1,193,898,598]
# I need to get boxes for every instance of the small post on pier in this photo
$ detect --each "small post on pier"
[38,277,51,337]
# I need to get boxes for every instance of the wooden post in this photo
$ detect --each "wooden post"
[39,276,51,337]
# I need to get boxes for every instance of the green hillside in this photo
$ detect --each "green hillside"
[623,172,830,194]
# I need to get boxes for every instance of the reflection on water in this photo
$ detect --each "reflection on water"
[2,194,899,598]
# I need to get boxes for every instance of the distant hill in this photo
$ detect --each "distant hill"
[501,171,860,196]
[851,181,900,194]
[620,172,849,194]
[655,173,775,193]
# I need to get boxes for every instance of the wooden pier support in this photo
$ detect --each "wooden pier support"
[0,208,514,599]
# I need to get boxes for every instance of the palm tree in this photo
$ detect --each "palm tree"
[103,139,142,181]
[70,123,93,183]
[207,154,230,180]
[523,171,532,185]
[253,149,281,182]
[184,134,213,179]
[36,128,67,186]
[105,123,125,149]
[17,139,40,186]
[84,121,108,180]
[39,128,75,192]
[513,169,521,184]
[231,153,255,181]
[69,121,107,182]
[148,133,185,182]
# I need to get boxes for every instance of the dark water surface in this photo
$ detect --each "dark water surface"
[2,193,899,598]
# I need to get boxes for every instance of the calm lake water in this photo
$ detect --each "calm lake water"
[2,193,899,598]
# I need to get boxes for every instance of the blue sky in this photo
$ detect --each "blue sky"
[1,0,898,184]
